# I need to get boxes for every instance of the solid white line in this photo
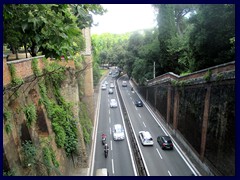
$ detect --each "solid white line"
[132,83,201,176]
[138,113,141,118]
[112,159,115,174]
[110,140,113,150]
[143,121,146,127]
[156,148,163,159]
[168,171,172,176]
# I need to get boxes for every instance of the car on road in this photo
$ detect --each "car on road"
[104,81,108,86]
[157,136,173,150]
[122,81,127,87]
[110,99,117,108]
[139,131,154,146]
[108,88,113,94]
[135,100,143,107]
[96,168,109,176]
[110,82,115,88]
[101,84,107,90]
[113,124,125,140]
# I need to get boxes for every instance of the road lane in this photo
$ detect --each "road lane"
[93,74,136,176]
[118,75,196,176]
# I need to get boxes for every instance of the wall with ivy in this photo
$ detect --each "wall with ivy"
[3,56,93,175]
[137,62,235,175]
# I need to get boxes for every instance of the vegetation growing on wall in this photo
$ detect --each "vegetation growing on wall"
[3,110,12,134]
[23,104,37,127]
[8,64,24,86]
[79,102,93,144]
[32,60,79,156]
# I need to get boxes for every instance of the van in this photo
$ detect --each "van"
[96,168,109,176]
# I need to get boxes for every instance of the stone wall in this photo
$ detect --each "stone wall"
[136,61,235,175]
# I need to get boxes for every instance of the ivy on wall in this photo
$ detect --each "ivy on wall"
[79,102,92,144]
[23,104,37,127]
[32,59,78,156]
[3,110,12,134]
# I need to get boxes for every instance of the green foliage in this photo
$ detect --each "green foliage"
[22,140,37,167]
[4,110,12,134]
[79,102,93,144]
[188,4,235,71]
[3,169,15,176]
[23,104,37,127]
[31,58,42,76]
[42,147,52,175]
[204,70,212,82]
[4,4,105,59]
[216,73,224,82]
[50,148,60,168]
[37,63,78,156]
[8,64,24,86]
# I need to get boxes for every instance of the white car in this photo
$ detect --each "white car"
[110,99,117,108]
[113,124,125,140]
[101,84,107,90]
[139,131,154,146]
[110,82,114,88]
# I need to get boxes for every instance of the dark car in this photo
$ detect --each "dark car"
[135,100,143,107]
[157,136,173,150]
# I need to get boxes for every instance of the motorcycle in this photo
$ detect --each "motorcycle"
[104,149,108,158]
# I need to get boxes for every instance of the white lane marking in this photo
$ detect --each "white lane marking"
[112,159,115,174]
[135,106,137,111]
[130,96,132,100]
[109,117,111,123]
[168,171,172,176]
[156,148,163,159]
[143,121,146,127]
[138,113,141,118]
[109,109,110,114]
[132,85,201,176]
[110,140,113,150]
[110,127,112,135]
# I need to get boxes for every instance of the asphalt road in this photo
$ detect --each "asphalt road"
[93,72,136,176]
[118,75,196,176]
[93,68,198,176]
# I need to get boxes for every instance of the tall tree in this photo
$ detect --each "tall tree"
[3,4,105,59]
[156,4,177,74]
[188,4,235,71]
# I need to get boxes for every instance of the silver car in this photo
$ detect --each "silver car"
[139,131,154,146]
[113,124,125,140]
[110,99,117,108]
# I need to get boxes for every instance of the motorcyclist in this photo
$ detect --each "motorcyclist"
[102,133,107,145]
[102,133,107,139]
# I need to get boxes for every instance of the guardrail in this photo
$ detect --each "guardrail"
[115,76,147,176]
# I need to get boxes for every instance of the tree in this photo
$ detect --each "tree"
[155,4,177,74]
[3,4,106,59]
[188,4,235,71]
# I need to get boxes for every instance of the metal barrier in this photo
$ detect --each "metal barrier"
[115,77,147,176]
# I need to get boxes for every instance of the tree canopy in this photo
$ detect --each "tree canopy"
[92,4,235,85]
[3,4,106,59]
